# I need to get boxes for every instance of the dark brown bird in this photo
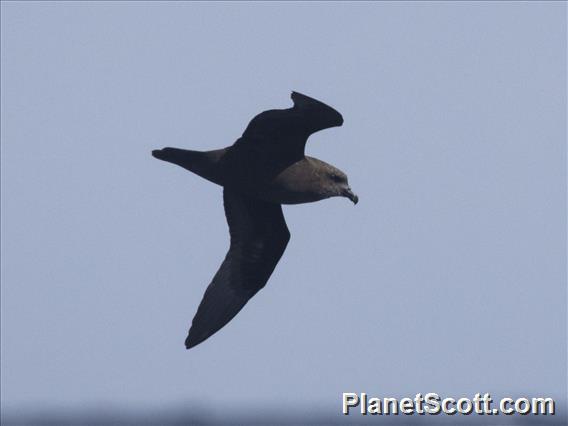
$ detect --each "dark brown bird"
[152,91,358,349]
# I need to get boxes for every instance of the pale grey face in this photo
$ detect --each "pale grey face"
[326,167,358,204]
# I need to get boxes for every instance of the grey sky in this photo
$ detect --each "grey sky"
[1,0,566,417]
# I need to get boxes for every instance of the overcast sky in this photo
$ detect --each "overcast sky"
[1,1,566,420]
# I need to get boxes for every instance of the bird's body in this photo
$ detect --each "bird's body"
[155,147,345,205]
[152,91,357,349]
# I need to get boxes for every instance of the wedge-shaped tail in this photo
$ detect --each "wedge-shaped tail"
[152,147,226,186]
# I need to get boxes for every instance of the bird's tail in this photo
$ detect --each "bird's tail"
[152,147,225,186]
[152,147,200,168]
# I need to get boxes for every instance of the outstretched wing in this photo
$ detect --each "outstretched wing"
[185,188,290,349]
[237,91,343,162]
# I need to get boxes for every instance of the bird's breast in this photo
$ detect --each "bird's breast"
[251,157,330,205]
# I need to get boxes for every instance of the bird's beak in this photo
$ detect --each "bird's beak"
[343,187,359,205]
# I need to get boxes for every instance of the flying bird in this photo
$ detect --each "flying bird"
[152,91,358,349]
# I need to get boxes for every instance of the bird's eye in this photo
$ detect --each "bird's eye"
[331,174,341,182]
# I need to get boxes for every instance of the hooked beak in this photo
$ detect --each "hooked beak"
[343,187,359,205]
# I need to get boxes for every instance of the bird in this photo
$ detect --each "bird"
[152,91,358,349]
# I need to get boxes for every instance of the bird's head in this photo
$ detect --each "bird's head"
[325,166,358,205]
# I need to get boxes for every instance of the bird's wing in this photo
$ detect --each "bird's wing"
[185,188,290,349]
[237,91,343,161]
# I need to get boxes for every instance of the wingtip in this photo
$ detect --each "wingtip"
[290,90,304,101]
[290,91,343,126]
[185,338,196,350]
[185,331,206,350]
